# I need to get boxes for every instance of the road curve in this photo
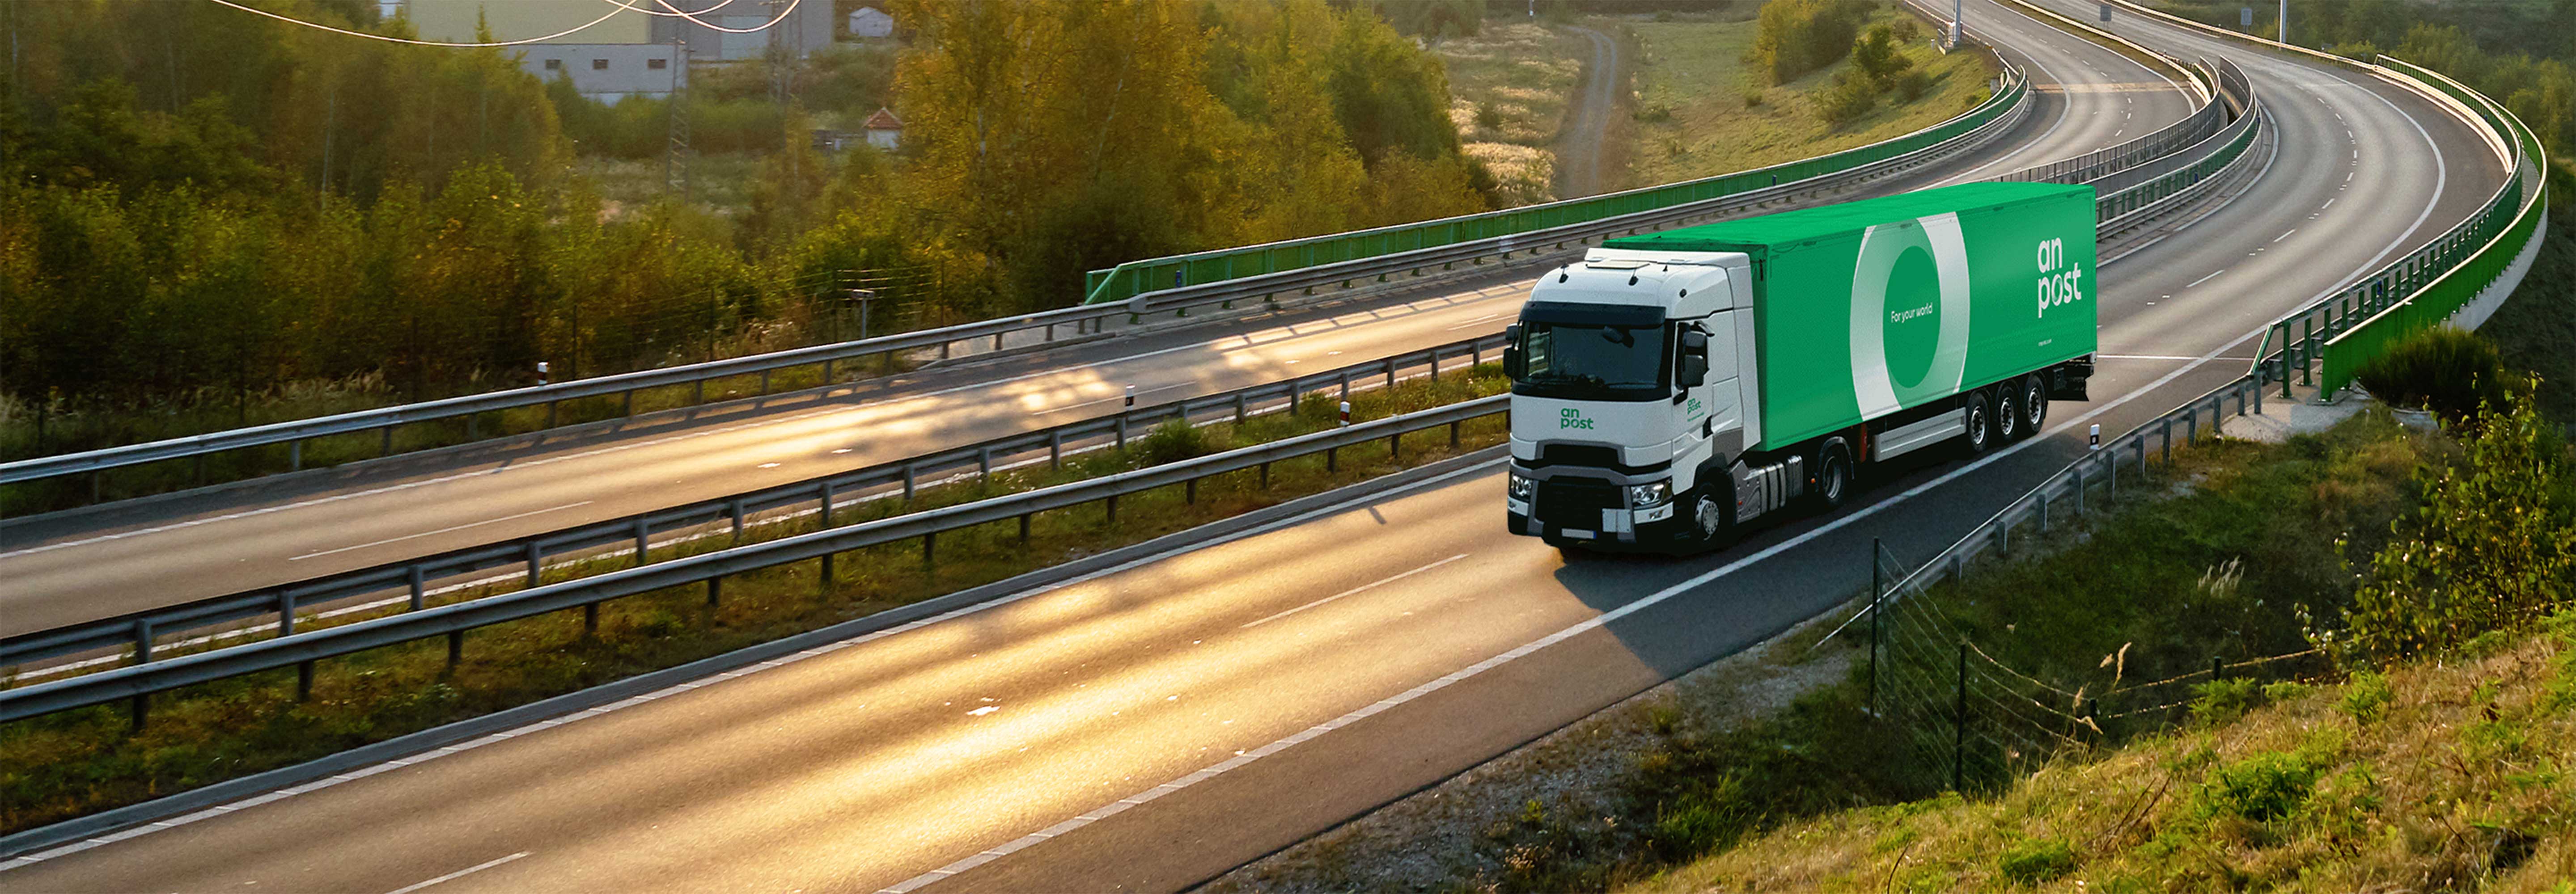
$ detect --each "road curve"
[0,4,2193,648]
[1553,25,1619,199]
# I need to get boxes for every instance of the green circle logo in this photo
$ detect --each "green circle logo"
[1883,245,1942,391]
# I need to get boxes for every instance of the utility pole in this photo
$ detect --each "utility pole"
[1951,0,1964,46]
[2277,0,2287,44]
[664,37,691,198]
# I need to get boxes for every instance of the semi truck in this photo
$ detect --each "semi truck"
[1501,181,2098,552]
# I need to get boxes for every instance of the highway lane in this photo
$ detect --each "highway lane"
[0,4,2196,643]
[0,16,2456,894]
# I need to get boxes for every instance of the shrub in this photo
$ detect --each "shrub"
[1474,101,1505,131]
[2188,676,2262,726]
[1895,69,1933,101]
[1851,25,1915,87]
[2199,751,2318,822]
[2353,326,2508,424]
[1817,70,1879,126]
[1893,17,1922,42]
[1750,0,1871,84]
[1136,418,1216,465]
[1996,837,2077,883]
[2339,671,2392,723]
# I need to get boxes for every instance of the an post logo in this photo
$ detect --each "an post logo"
[1850,214,1971,417]
[1560,408,1595,430]
[2036,237,2084,317]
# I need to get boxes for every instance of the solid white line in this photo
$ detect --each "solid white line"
[2184,269,2224,288]
[887,324,2279,894]
[1443,313,1503,331]
[383,852,528,894]
[2320,198,2335,209]
[1241,554,1469,628]
[2272,229,2295,243]
[291,503,593,561]
[1035,384,1186,415]
[2097,354,2248,361]
[0,459,1506,875]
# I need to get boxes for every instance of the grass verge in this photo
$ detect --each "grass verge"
[0,367,1510,836]
[1438,21,1596,206]
[1619,4,1995,191]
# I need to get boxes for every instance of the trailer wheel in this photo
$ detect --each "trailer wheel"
[1996,385,2026,442]
[2019,374,2050,435]
[1811,437,1855,511]
[1964,391,1996,455]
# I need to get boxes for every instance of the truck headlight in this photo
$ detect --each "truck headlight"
[1508,471,1535,501]
[1626,481,1672,507]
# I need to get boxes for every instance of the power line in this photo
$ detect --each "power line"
[203,0,802,47]
[617,0,807,34]
[598,0,741,18]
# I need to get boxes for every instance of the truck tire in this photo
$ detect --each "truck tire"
[1811,437,1856,511]
[1687,485,1733,551]
[1963,391,1996,455]
[1996,384,2026,442]
[2019,374,2050,435]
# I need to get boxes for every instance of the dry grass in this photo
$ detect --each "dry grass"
[1630,621,2576,893]
[1438,21,1594,206]
[1621,6,1996,191]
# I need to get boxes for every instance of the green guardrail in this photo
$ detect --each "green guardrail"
[1080,71,2028,305]
[2316,59,2548,396]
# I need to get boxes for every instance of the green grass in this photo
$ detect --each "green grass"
[1422,409,2435,891]
[1620,6,1997,191]
[0,367,1511,835]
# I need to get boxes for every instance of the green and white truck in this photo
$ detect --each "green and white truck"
[1502,181,2098,552]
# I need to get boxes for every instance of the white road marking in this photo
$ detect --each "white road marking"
[1240,554,1469,628]
[2097,354,2248,361]
[887,323,2289,894]
[758,463,783,469]
[1036,383,1186,415]
[1443,314,1503,331]
[2185,269,2224,288]
[2272,229,2295,243]
[967,706,998,717]
[290,503,594,562]
[2320,198,2334,209]
[383,852,528,894]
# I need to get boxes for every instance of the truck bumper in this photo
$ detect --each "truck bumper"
[1509,503,1696,550]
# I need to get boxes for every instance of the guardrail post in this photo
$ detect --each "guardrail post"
[1429,348,1442,382]
[2299,318,2315,386]
[1327,446,1339,472]
[546,400,559,429]
[2186,403,2198,443]
[382,425,396,457]
[728,500,745,541]
[1390,431,1402,460]
[821,551,836,595]
[707,574,723,607]
[1186,477,1198,504]
[525,541,544,586]
[409,565,427,611]
[2160,418,2173,465]
[2133,437,2146,477]
[279,591,297,637]
[2106,451,2117,493]
[820,481,836,527]
[1386,363,1397,391]
[631,518,651,567]
[823,358,835,387]
[941,341,952,361]
[1339,372,1352,403]
[585,601,600,635]
[447,630,463,669]
[2036,489,2049,532]
[1260,462,1271,490]
[1234,393,1248,423]
[978,447,994,478]
[622,390,635,418]
[1019,513,1032,544]
[2248,375,2262,415]
[289,439,302,472]
[1105,495,1118,527]
[758,370,771,397]
[90,470,102,505]
[1450,420,1462,448]
[297,660,314,702]
[2072,466,2085,515]
[691,380,704,408]
[902,464,918,502]
[1050,430,1064,469]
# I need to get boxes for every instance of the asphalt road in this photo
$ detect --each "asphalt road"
[0,7,2312,893]
[0,0,2195,646]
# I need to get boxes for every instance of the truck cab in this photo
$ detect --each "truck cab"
[1504,250,1756,552]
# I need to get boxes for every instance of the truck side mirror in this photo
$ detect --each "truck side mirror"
[1501,325,1524,379]
[1678,329,1710,388]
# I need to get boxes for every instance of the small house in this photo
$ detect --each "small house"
[862,107,903,150]
[848,6,894,39]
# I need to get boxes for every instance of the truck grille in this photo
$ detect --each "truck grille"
[1535,477,1620,530]
[1537,443,1620,468]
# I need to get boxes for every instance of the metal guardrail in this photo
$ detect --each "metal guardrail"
[1078,54,2034,305]
[1996,58,2229,187]
[2318,67,2548,395]
[1820,373,2270,646]
[2093,62,2262,236]
[0,395,1511,725]
[0,63,2032,509]
[0,333,1511,675]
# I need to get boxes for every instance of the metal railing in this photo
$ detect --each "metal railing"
[1820,373,2270,648]
[2093,64,2262,235]
[1996,58,2231,187]
[1078,59,2033,305]
[0,333,1510,676]
[0,64,2033,510]
[0,395,1512,725]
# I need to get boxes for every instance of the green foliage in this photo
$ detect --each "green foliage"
[2337,386,2576,662]
[1750,0,1870,84]
[2353,326,2508,423]
[2339,670,2393,723]
[1136,419,1220,465]
[1850,24,1914,88]
[1816,69,1878,126]
[2196,751,2318,822]
[1894,68,1932,101]
[1996,837,2077,884]
[2188,677,2262,727]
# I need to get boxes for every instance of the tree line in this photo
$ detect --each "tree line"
[0,0,1494,454]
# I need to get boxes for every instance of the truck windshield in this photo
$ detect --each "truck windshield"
[1517,321,1669,400]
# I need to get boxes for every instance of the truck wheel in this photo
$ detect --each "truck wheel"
[1996,385,2025,442]
[1811,438,1855,511]
[2019,374,2050,435]
[1964,391,1996,455]
[1688,487,1732,549]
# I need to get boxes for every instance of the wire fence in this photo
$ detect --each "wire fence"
[1852,540,2328,791]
